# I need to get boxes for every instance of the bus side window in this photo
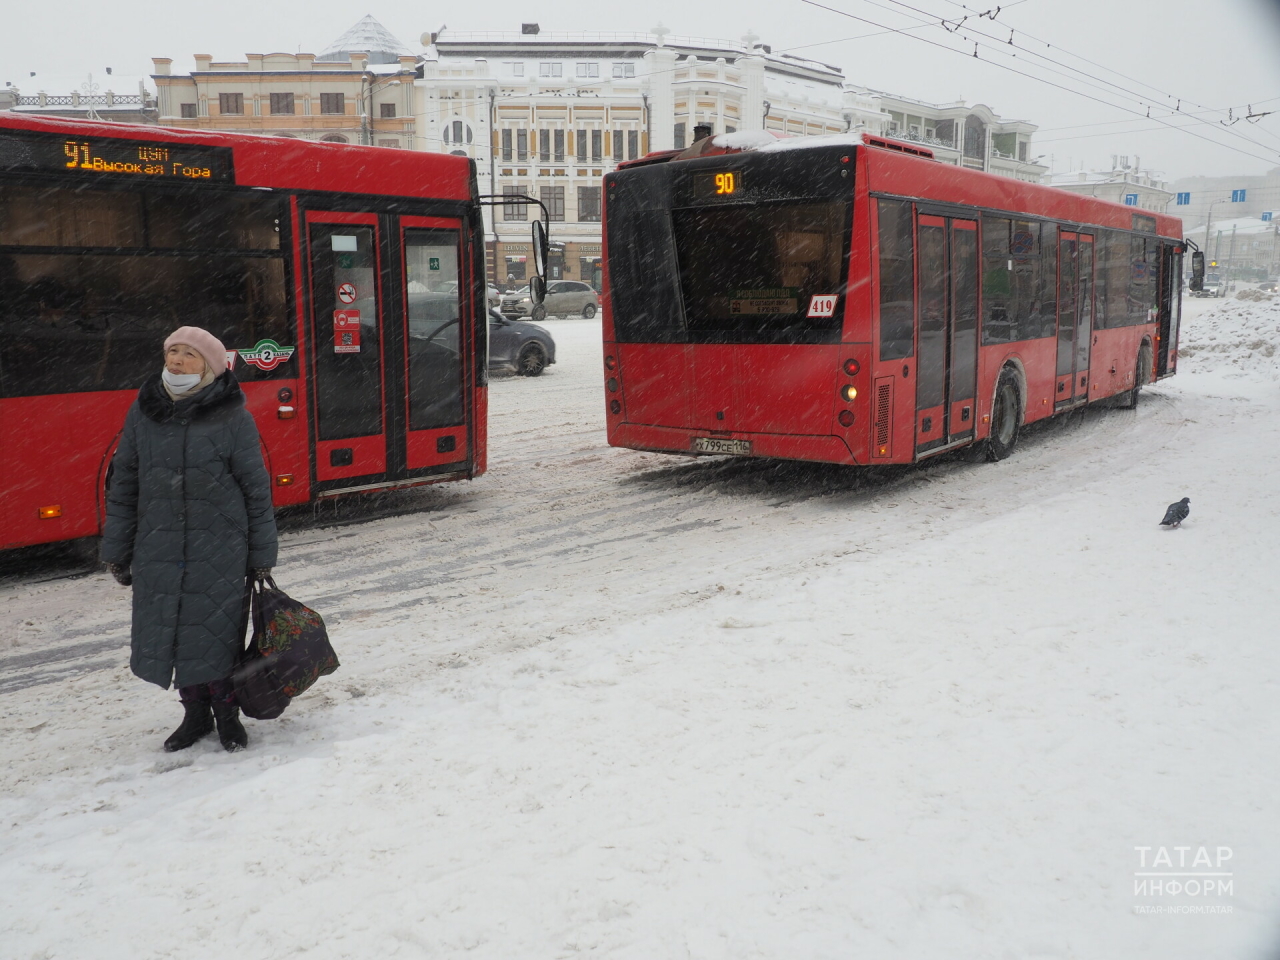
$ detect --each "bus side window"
[981,216,1011,344]
[877,199,915,361]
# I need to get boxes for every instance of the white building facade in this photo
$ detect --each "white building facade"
[1046,163,1174,213]
[421,27,890,286]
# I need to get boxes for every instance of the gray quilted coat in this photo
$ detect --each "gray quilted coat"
[101,371,278,689]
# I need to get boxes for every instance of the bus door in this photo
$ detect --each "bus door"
[915,214,979,455]
[1156,243,1180,378]
[1056,231,1094,407]
[399,217,469,472]
[305,212,473,490]
[306,213,390,485]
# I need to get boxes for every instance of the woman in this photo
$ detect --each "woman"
[100,326,278,753]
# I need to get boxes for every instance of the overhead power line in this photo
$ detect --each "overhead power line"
[860,0,1280,159]
[796,0,1280,165]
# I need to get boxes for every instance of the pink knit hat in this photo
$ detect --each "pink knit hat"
[164,326,228,374]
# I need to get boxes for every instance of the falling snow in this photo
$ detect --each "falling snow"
[1,293,1278,958]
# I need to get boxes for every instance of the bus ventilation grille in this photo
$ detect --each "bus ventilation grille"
[874,379,893,452]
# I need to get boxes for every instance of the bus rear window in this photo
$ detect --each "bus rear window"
[670,201,849,344]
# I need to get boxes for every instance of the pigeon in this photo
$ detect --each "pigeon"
[1160,497,1190,527]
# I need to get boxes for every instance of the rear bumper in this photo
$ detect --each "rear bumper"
[609,421,857,465]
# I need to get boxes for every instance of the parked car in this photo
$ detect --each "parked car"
[1259,279,1278,293]
[501,280,599,320]
[488,307,557,376]
[436,279,502,309]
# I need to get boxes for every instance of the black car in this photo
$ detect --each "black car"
[488,307,557,376]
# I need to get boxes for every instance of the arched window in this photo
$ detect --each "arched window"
[443,120,473,145]
[963,115,985,160]
[321,134,349,144]
[449,149,467,157]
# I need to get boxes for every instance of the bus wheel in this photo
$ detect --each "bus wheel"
[986,370,1021,461]
[1120,346,1150,409]
[518,343,547,377]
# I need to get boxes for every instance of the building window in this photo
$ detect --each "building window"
[380,102,396,119]
[269,93,295,115]
[612,130,623,161]
[321,134,348,143]
[540,185,565,222]
[378,139,399,148]
[539,62,563,78]
[180,103,197,119]
[628,130,639,160]
[576,129,587,163]
[218,93,244,115]
[539,129,551,162]
[502,129,513,162]
[517,129,529,161]
[674,123,686,150]
[320,93,344,115]
[576,63,599,78]
[503,185,527,221]
[578,186,601,222]
[612,63,636,79]
[554,130,565,162]
[506,62,525,77]
[1017,140,1027,161]
[590,130,602,163]
[443,120,473,145]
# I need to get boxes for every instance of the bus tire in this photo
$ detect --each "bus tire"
[517,343,547,377]
[1120,345,1151,409]
[986,370,1021,462]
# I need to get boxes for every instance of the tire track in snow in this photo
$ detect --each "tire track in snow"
[0,318,1185,696]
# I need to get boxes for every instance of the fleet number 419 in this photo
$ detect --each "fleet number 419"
[807,295,838,318]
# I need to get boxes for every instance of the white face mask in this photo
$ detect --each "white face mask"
[162,369,203,394]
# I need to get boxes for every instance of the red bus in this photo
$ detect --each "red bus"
[1,113,490,551]
[601,133,1183,466]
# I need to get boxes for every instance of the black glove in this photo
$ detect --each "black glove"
[107,563,132,587]
[252,567,273,580]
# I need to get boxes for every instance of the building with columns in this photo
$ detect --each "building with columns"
[140,17,1046,288]
[422,26,887,286]
[859,90,1047,183]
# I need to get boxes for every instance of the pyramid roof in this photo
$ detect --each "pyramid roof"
[318,15,413,64]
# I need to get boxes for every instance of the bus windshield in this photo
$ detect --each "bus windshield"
[670,201,849,344]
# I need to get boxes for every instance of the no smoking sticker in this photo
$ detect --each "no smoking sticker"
[337,282,357,304]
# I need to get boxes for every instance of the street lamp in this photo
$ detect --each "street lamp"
[360,75,402,146]
[1203,196,1233,267]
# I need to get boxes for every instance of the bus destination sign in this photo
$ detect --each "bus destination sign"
[692,170,743,199]
[0,130,234,183]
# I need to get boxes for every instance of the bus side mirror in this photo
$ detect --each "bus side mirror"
[532,220,549,278]
[529,274,546,306]
[1190,250,1204,292]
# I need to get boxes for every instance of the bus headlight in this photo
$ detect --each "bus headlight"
[840,385,857,403]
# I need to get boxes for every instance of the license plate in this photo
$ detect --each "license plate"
[692,437,752,455]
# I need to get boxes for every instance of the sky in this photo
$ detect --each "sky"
[3,0,1279,180]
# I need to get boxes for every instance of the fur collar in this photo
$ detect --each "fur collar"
[138,370,244,424]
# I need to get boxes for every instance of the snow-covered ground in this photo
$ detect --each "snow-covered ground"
[2,294,1279,958]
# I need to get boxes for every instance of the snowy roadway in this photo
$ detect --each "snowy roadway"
[2,298,1279,958]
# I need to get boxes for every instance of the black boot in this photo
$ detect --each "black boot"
[212,702,248,752]
[164,701,214,752]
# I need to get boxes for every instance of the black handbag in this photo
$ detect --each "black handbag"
[232,574,339,720]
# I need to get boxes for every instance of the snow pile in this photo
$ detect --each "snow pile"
[1177,293,1280,380]
[710,130,780,151]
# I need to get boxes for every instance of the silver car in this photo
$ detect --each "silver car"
[501,280,600,320]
